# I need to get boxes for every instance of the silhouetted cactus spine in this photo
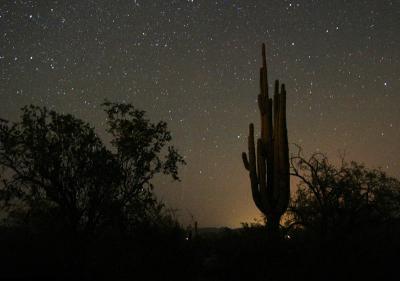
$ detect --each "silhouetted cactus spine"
[242,44,290,237]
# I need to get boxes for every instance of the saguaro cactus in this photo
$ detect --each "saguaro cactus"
[242,43,290,236]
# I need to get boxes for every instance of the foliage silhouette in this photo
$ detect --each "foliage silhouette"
[102,100,185,230]
[288,146,400,238]
[0,102,185,237]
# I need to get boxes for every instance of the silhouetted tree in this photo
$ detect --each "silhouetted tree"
[0,102,185,237]
[102,100,185,230]
[288,146,400,237]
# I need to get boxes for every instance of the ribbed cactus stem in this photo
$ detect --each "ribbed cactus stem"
[242,43,290,237]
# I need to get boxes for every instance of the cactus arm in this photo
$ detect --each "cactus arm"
[243,124,266,213]
[266,98,274,197]
[276,84,290,213]
[261,43,268,97]
[247,123,257,180]
[266,98,273,142]
[257,138,270,211]
[242,152,250,170]
[271,81,281,206]
[273,80,280,135]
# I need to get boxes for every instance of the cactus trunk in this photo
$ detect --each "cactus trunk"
[242,43,290,237]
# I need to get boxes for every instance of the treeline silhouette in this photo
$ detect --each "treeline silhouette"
[0,102,188,280]
[1,102,400,281]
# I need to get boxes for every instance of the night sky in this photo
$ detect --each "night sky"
[1,0,399,227]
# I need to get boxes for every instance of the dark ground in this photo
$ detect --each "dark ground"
[1,222,399,281]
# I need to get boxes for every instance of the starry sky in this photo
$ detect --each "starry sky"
[1,0,399,227]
